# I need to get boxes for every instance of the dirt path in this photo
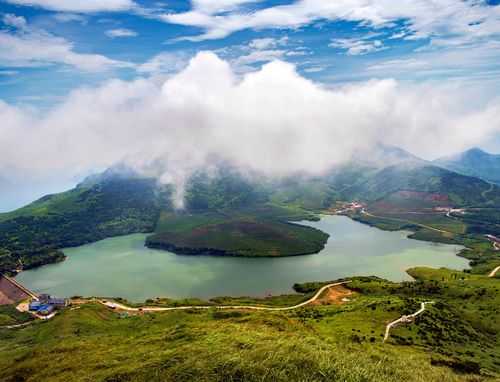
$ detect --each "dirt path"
[310,284,353,306]
[0,321,35,330]
[481,183,495,200]
[488,265,500,278]
[99,281,351,313]
[383,301,434,342]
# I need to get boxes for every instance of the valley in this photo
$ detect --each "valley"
[1,147,500,381]
[14,215,467,301]
[2,147,500,277]
[3,2,500,380]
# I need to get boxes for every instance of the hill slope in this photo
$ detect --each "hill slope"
[1,270,498,381]
[434,148,500,185]
[2,147,500,273]
[0,175,163,274]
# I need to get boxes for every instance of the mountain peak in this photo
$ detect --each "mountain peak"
[434,147,500,184]
[462,147,489,157]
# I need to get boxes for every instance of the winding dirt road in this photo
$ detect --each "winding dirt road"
[100,281,351,313]
[383,301,434,342]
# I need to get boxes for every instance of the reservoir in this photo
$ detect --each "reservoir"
[15,215,468,301]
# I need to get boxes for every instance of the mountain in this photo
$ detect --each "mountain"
[0,174,165,274]
[342,161,500,206]
[434,148,500,185]
[2,146,500,274]
[326,145,500,206]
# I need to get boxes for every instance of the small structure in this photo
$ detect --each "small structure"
[37,304,55,316]
[48,297,68,307]
[38,294,50,302]
[28,293,68,317]
[29,301,42,311]
[38,293,68,307]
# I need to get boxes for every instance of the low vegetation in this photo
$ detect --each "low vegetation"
[146,209,328,257]
[3,152,500,273]
[0,177,162,274]
[1,270,498,381]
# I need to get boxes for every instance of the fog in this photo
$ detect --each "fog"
[1,52,500,210]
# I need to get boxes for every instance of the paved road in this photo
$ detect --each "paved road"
[100,281,351,313]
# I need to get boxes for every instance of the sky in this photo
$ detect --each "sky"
[1,0,500,211]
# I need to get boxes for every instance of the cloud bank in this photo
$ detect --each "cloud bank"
[162,0,500,44]
[4,0,136,13]
[1,52,500,207]
[0,14,132,71]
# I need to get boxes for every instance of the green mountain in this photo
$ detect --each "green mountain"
[2,147,500,274]
[0,172,165,274]
[342,161,500,206]
[434,148,500,185]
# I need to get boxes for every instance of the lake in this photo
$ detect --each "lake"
[15,215,468,301]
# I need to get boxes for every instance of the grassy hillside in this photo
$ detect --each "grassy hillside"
[1,270,498,381]
[146,209,329,257]
[435,148,500,185]
[343,163,500,206]
[3,152,500,273]
[0,176,163,274]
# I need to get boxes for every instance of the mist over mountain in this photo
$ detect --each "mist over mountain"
[434,148,500,185]
[2,52,500,214]
[3,142,500,275]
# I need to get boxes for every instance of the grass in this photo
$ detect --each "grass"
[346,202,500,276]
[0,272,498,381]
[0,305,33,326]
[147,207,329,257]
[0,177,161,274]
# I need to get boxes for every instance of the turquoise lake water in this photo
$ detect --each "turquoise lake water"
[16,215,468,301]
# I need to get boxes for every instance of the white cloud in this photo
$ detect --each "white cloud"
[161,0,500,47]
[2,14,28,29]
[285,49,309,57]
[190,0,262,14]
[105,28,138,38]
[231,49,285,67]
[1,52,500,208]
[4,0,136,13]
[303,66,325,73]
[366,40,500,82]
[52,13,87,24]
[248,36,287,50]
[0,14,132,71]
[137,52,189,74]
[329,38,385,55]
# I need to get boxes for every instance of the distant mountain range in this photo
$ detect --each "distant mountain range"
[434,148,500,185]
[1,145,500,274]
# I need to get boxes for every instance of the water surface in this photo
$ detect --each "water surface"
[16,215,468,301]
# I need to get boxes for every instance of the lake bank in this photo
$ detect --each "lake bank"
[15,215,468,301]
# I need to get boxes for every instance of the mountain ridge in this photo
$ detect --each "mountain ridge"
[434,147,500,185]
[2,145,500,274]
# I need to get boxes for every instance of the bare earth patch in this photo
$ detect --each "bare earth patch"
[311,285,354,306]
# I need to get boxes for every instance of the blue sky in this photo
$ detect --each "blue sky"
[1,0,500,211]
[2,0,500,106]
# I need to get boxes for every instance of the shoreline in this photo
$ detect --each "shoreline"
[11,214,471,303]
[11,212,472,280]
